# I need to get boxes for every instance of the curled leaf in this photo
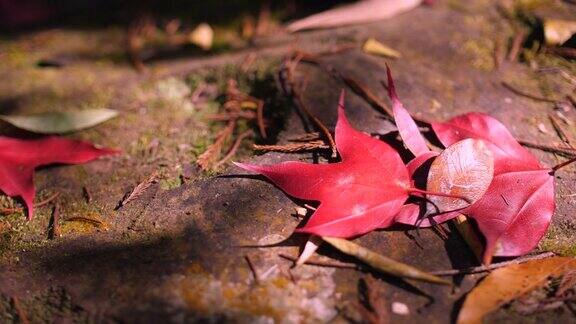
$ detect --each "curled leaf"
[458,257,576,324]
[322,237,450,285]
[0,109,118,134]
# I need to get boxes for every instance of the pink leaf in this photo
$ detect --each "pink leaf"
[386,66,429,157]
[236,92,412,238]
[0,136,117,219]
[431,113,556,263]
[286,0,422,32]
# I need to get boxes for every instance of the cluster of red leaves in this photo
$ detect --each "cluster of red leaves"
[238,66,572,264]
[0,136,116,219]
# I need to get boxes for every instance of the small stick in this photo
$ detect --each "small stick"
[501,81,559,103]
[507,30,526,62]
[255,99,267,139]
[293,86,337,157]
[519,140,576,157]
[206,111,256,121]
[430,252,556,276]
[244,255,260,284]
[279,253,358,269]
[82,186,92,203]
[552,156,576,172]
[214,130,253,168]
[11,297,29,324]
[0,192,61,215]
[494,37,506,69]
[48,203,60,240]
[34,192,61,208]
[253,141,330,153]
[549,114,573,147]
[342,76,394,119]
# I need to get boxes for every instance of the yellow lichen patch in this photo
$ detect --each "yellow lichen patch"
[172,258,338,322]
[462,39,495,71]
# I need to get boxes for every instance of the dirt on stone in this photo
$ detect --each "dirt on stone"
[0,0,576,323]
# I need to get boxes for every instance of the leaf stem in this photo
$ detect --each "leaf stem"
[552,157,576,172]
[407,187,472,203]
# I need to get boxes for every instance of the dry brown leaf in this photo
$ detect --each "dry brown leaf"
[457,256,576,324]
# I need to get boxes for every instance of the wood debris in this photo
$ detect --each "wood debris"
[116,171,159,210]
[197,79,266,170]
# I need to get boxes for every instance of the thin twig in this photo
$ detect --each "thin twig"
[519,140,576,157]
[507,30,526,62]
[244,255,260,284]
[0,192,61,215]
[214,130,253,168]
[255,99,267,139]
[253,141,330,153]
[48,203,60,240]
[502,81,559,103]
[11,297,29,324]
[430,252,556,276]
[494,37,506,69]
[293,85,337,157]
[549,114,573,148]
[279,253,359,269]
[343,76,394,119]
[35,192,61,208]
[206,111,256,121]
[282,55,338,157]
[82,186,92,203]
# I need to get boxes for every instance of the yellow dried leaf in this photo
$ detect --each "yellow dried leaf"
[458,256,576,324]
[362,38,402,59]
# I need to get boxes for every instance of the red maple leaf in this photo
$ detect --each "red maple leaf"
[432,113,574,264]
[236,92,415,238]
[0,136,117,219]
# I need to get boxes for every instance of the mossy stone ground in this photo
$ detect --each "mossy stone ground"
[0,1,575,323]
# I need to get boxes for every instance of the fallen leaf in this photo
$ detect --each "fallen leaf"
[322,237,450,285]
[189,23,213,50]
[458,256,576,324]
[426,138,494,211]
[0,109,118,134]
[236,92,412,237]
[0,136,117,219]
[386,66,429,157]
[544,19,576,46]
[286,0,422,32]
[431,113,559,263]
[363,38,402,58]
